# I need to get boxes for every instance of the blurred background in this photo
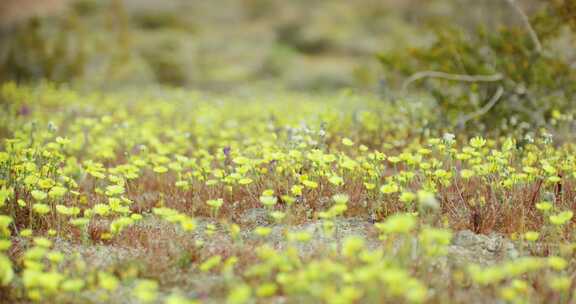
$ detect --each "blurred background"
[0,0,573,94]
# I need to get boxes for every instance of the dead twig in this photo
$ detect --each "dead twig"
[457,86,505,128]
[401,71,503,94]
[505,0,543,54]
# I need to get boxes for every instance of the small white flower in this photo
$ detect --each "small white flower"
[443,133,455,144]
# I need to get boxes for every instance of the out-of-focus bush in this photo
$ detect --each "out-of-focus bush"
[552,0,576,30]
[0,0,434,90]
[0,0,154,87]
[380,1,576,132]
[0,14,87,83]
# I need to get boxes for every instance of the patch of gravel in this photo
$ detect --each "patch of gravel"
[264,217,378,257]
[448,230,519,266]
[236,207,271,227]
[9,216,522,303]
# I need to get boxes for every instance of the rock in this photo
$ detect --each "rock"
[448,230,519,266]
[264,217,377,257]
[237,208,271,227]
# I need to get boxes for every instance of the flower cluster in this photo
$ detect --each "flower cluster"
[0,83,574,303]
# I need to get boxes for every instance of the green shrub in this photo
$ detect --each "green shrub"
[379,1,576,132]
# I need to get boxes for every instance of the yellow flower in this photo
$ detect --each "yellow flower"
[342,138,354,146]
[470,136,486,148]
[523,231,539,242]
[380,182,399,194]
[31,190,47,201]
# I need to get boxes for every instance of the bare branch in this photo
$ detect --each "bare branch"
[457,86,505,128]
[401,71,503,93]
[505,0,543,54]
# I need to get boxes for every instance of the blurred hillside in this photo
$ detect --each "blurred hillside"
[0,0,571,93]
